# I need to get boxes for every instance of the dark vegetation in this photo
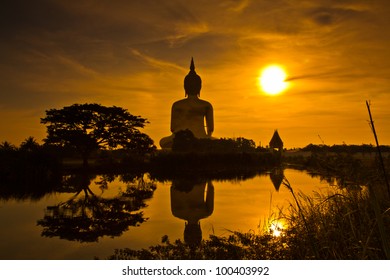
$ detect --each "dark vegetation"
[150,131,280,180]
[0,137,61,200]
[300,143,390,153]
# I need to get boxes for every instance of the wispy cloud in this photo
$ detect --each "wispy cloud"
[166,22,210,47]
[130,49,184,71]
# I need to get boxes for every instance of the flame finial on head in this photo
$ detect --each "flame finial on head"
[190,57,195,72]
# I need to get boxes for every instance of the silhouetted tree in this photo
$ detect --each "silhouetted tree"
[19,136,40,152]
[41,103,156,167]
[235,137,256,153]
[0,141,16,151]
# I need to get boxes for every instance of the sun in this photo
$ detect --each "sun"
[258,65,288,95]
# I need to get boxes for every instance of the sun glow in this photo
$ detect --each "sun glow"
[258,65,288,95]
[269,220,285,237]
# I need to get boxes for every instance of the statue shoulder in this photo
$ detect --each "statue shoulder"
[200,99,213,108]
[172,97,212,109]
[172,98,187,108]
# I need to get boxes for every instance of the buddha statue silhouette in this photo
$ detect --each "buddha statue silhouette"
[159,58,214,149]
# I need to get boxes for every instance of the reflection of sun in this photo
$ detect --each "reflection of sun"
[269,220,285,237]
[258,65,288,95]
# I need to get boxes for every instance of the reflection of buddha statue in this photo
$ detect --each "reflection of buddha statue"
[159,58,214,149]
[170,179,214,246]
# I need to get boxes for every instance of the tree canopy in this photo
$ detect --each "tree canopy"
[41,103,156,165]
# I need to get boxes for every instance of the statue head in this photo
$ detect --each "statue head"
[184,58,202,96]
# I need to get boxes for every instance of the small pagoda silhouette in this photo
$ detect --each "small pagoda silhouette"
[269,129,283,153]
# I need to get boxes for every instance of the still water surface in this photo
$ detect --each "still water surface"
[0,169,333,259]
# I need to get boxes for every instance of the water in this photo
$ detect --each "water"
[0,169,333,259]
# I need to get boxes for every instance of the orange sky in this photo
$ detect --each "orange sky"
[1,0,390,148]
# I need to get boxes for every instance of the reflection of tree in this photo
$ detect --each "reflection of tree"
[37,173,156,242]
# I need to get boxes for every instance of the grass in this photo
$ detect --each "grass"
[281,186,386,259]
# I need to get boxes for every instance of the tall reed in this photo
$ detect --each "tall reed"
[366,100,390,258]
